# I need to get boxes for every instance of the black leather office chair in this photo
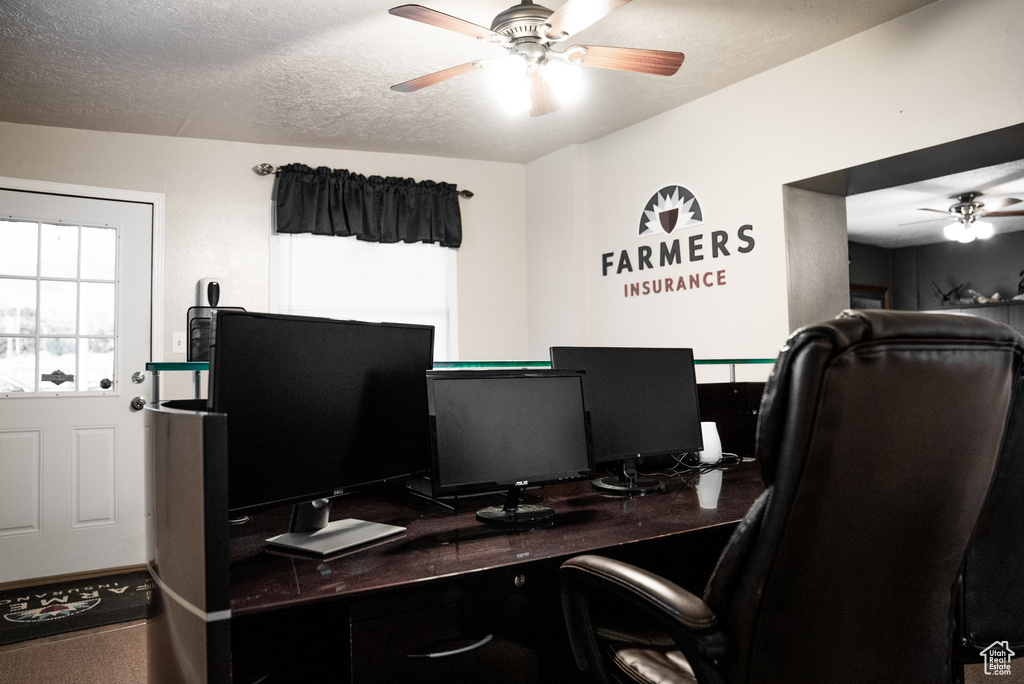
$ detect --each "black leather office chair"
[560,310,1023,684]
[954,330,1024,680]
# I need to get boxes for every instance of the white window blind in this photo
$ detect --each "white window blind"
[275,233,455,361]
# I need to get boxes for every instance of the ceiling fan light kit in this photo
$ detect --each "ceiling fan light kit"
[540,59,585,103]
[972,221,995,240]
[943,219,994,243]
[920,191,1024,244]
[389,0,684,117]
[487,55,532,113]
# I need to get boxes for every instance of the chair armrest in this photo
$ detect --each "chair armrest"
[561,555,728,684]
[562,555,719,633]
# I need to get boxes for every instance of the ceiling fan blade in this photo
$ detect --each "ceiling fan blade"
[986,197,1023,209]
[916,208,952,214]
[391,61,483,93]
[980,210,1024,218]
[544,0,632,39]
[389,4,506,43]
[897,217,949,226]
[566,45,684,76]
[529,71,560,117]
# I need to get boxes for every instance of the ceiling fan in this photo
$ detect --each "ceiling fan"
[388,0,685,117]
[915,192,1024,243]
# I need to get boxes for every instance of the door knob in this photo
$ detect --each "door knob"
[130,396,147,411]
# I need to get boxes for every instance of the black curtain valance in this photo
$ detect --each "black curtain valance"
[274,163,463,248]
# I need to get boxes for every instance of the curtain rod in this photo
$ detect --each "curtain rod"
[253,163,473,198]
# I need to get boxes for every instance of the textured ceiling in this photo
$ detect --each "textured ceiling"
[0,0,940,164]
[847,159,1024,249]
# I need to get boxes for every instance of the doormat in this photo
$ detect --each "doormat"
[0,570,152,646]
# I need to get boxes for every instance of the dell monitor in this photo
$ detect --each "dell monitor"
[549,346,703,495]
[209,311,434,555]
[425,369,593,527]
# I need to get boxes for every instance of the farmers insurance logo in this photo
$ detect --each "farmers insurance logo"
[602,184,755,299]
[639,185,703,237]
[4,598,100,623]
[1,576,150,625]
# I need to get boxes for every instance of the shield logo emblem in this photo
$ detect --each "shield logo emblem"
[659,208,679,234]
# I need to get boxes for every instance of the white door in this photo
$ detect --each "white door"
[0,186,155,583]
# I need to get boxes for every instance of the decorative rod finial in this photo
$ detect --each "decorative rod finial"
[254,163,276,176]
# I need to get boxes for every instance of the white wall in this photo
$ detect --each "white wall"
[526,0,1024,382]
[0,123,529,393]
[525,145,586,359]
[784,187,850,333]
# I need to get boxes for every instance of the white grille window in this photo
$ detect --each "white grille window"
[274,233,456,361]
[0,220,118,395]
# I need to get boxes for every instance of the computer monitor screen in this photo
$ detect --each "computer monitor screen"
[209,311,434,554]
[549,346,702,495]
[425,370,593,526]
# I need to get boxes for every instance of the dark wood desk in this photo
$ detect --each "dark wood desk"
[145,402,764,684]
[228,464,764,683]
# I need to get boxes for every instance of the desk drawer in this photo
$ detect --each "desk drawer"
[349,566,565,684]
[350,605,538,684]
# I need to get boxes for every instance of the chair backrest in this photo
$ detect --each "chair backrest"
[705,310,1022,684]
[957,337,1024,657]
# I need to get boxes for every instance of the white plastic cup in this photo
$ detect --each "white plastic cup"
[697,469,723,509]
[699,421,723,464]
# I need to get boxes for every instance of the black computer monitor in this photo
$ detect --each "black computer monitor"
[549,346,703,495]
[209,311,434,555]
[425,369,593,527]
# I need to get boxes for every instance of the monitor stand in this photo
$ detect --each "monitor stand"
[592,457,665,496]
[476,484,554,528]
[265,498,405,556]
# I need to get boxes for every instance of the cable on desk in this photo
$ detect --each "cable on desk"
[643,452,748,489]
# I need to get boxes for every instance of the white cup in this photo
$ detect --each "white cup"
[699,421,723,464]
[697,469,723,509]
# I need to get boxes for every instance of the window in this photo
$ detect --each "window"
[274,234,456,361]
[0,220,118,394]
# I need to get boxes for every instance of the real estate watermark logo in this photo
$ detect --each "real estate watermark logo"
[981,641,1015,676]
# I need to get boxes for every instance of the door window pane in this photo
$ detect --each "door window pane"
[39,338,77,391]
[0,221,38,277]
[1,219,119,395]
[0,337,36,393]
[40,223,78,278]
[81,338,114,391]
[0,279,37,334]
[81,227,116,280]
[81,282,115,335]
[39,281,77,335]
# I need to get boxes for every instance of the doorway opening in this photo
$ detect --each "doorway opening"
[782,122,1024,332]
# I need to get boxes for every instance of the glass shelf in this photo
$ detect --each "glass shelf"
[145,362,209,372]
[145,362,208,402]
[434,359,773,368]
[433,358,774,382]
[146,358,775,403]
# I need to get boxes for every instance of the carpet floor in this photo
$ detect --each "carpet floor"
[0,620,146,683]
